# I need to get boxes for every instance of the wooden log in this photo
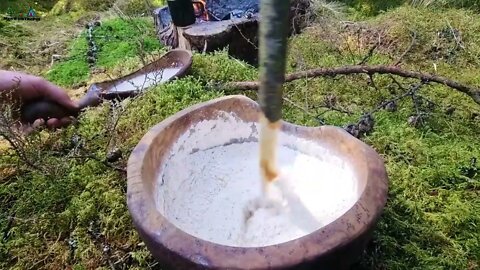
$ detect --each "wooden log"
[153,0,311,64]
[182,15,258,50]
[158,22,177,48]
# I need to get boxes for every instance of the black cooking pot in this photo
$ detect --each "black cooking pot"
[166,0,196,27]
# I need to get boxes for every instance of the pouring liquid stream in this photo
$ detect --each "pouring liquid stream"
[259,115,281,194]
[242,0,291,225]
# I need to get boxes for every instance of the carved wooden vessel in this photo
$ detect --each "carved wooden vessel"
[127,95,388,270]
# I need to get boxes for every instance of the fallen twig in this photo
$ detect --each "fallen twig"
[223,65,480,105]
[283,97,325,124]
[369,82,426,114]
[357,44,377,65]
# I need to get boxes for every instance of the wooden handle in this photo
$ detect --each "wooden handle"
[20,89,102,124]
[20,100,79,123]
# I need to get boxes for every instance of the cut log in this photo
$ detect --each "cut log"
[182,15,258,50]
[153,0,311,65]
[158,22,177,48]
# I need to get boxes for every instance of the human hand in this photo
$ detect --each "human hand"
[0,70,78,131]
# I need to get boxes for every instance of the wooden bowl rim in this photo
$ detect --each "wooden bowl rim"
[127,95,388,269]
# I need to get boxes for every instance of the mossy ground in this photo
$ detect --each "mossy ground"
[0,0,57,15]
[46,17,163,87]
[1,4,480,270]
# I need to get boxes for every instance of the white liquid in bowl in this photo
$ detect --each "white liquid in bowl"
[110,68,181,92]
[156,112,360,247]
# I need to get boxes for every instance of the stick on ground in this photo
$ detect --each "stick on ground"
[223,65,480,105]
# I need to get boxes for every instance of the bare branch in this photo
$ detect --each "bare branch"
[223,65,480,105]
[369,82,426,114]
[283,97,325,124]
[394,31,417,66]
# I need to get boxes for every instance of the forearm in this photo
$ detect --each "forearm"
[0,70,28,103]
[0,70,76,130]
[0,70,65,106]
[0,71,15,105]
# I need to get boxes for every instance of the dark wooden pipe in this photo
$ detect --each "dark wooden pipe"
[258,0,290,122]
[20,89,102,124]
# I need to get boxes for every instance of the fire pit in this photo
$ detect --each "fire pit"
[153,0,311,65]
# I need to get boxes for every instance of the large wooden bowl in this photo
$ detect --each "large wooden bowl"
[127,95,388,270]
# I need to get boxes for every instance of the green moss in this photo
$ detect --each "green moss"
[45,32,89,86]
[422,0,480,10]
[77,0,115,11]
[340,0,405,17]
[282,7,480,269]
[2,5,480,270]
[192,50,258,83]
[116,75,223,147]
[116,0,167,15]
[47,17,162,87]
[46,59,90,86]
[340,0,480,17]
[95,19,161,68]
[0,0,57,14]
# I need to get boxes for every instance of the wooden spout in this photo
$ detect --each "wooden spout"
[258,0,291,184]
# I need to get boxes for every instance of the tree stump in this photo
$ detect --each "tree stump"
[153,0,311,65]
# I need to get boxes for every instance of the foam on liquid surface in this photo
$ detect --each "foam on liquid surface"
[156,112,360,247]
